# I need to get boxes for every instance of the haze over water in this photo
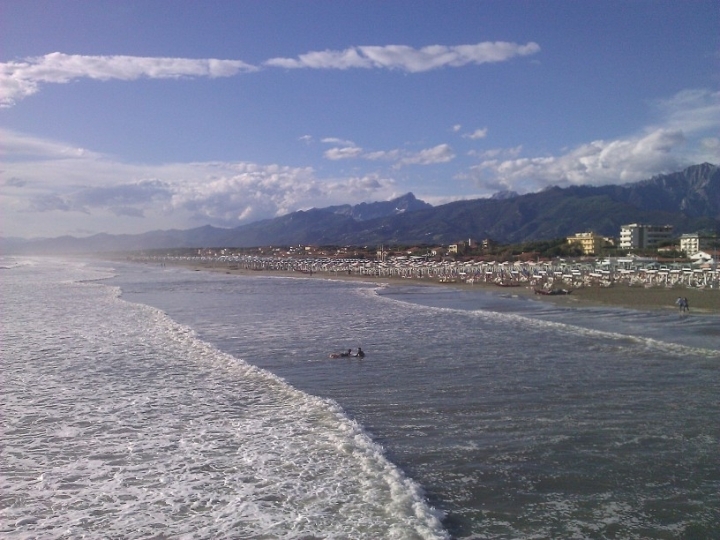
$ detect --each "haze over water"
[3,257,718,539]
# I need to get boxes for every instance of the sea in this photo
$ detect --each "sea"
[2,256,719,540]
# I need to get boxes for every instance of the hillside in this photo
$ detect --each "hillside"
[3,163,718,254]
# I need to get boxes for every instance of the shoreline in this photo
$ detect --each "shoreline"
[155,259,720,314]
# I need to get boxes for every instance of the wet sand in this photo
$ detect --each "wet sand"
[554,284,717,313]
[166,260,719,314]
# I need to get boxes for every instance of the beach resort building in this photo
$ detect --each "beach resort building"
[619,223,673,251]
[566,232,604,255]
[680,232,716,256]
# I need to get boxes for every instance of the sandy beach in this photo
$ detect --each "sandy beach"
[160,259,719,314]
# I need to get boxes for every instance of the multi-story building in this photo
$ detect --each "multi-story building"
[619,223,673,251]
[566,232,604,255]
[680,232,716,256]
[482,238,498,251]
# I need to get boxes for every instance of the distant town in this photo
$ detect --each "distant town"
[129,223,719,291]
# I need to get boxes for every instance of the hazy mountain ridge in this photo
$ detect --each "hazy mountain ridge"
[3,164,718,254]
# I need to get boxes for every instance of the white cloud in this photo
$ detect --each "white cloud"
[464,128,488,140]
[1,128,102,159]
[468,146,523,160]
[364,149,401,161]
[469,128,689,192]
[321,137,356,146]
[154,167,395,225]
[0,52,257,107]
[1,42,540,106]
[397,144,456,166]
[324,146,364,160]
[267,48,370,70]
[320,141,455,167]
[652,89,720,133]
[265,41,540,72]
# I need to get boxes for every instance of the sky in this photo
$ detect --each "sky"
[1,1,719,239]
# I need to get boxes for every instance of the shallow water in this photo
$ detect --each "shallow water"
[3,257,718,539]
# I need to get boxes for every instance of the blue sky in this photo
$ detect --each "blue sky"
[2,0,718,238]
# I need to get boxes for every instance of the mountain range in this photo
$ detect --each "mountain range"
[4,163,718,254]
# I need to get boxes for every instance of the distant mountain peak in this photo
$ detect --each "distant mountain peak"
[490,190,519,200]
[324,192,432,221]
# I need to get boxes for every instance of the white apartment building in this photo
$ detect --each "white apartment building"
[680,232,716,256]
[619,223,673,251]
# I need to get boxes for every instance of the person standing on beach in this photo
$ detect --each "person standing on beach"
[683,297,689,312]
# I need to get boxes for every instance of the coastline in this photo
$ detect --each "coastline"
[154,259,720,314]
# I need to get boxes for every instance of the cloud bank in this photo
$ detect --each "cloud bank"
[470,128,687,191]
[464,89,720,193]
[1,129,399,236]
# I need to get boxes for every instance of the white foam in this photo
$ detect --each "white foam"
[1,260,449,539]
